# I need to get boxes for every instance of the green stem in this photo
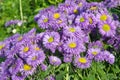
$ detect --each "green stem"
[66,64,69,80]
[19,0,23,20]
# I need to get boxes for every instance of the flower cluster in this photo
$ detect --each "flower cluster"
[0,0,120,80]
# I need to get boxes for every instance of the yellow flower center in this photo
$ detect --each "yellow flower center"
[78,2,83,7]
[73,9,78,14]
[32,56,37,60]
[90,6,98,10]
[34,47,40,51]
[80,17,85,22]
[53,13,60,19]
[79,58,87,64]
[102,24,110,32]
[43,18,48,23]
[23,64,32,71]
[17,36,23,41]
[69,27,76,32]
[23,47,29,52]
[89,18,93,24]
[100,14,108,21]
[0,44,5,50]
[68,42,77,48]
[92,51,98,55]
[48,37,54,43]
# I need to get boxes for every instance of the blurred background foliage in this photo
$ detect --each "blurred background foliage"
[0,0,120,79]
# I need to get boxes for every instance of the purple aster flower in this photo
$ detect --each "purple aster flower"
[19,43,33,58]
[5,20,23,27]
[103,0,120,8]
[75,13,89,29]
[37,13,50,29]
[11,72,26,80]
[40,63,48,71]
[107,35,120,50]
[9,58,23,75]
[63,38,86,54]
[88,40,103,49]
[63,25,85,40]
[96,8,112,22]
[63,53,73,63]
[20,63,36,76]
[102,51,115,64]
[49,56,61,66]
[49,9,67,30]
[26,50,45,67]
[66,14,75,25]
[98,20,117,37]
[43,31,60,53]
[74,56,91,69]
[87,48,101,60]
[86,2,104,13]
[87,13,97,28]
[58,2,76,14]
[45,75,55,80]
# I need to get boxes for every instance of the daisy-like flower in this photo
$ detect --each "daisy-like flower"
[43,31,60,53]
[63,53,73,63]
[88,40,103,49]
[102,51,115,64]
[74,56,91,69]
[63,38,86,54]
[26,50,45,67]
[11,72,26,80]
[5,20,23,27]
[63,26,85,40]
[86,2,104,13]
[87,48,101,60]
[19,43,33,58]
[9,59,23,75]
[98,20,116,37]
[40,63,48,71]
[58,2,76,14]
[87,13,97,28]
[96,9,112,22]
[37,13,50,29]
[49,56,61,66]
[20,64,36,76]
[49,9,67,30]
[75,13,89,29]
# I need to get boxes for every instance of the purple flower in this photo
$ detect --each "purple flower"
[98,20,117,37]
[5,20,23,27]
[49,56,61,66]
[26,50,45,67]
[37,13,50,29]
[11,73,26,80]
[63,26,85,40]
[75,13,89,29]
[63,38,86,54]
[96,9,112,22]
[74,56,91,69]
[43,31,60,53]
[88,40,103,49]
[87,48,101,60]
[40,63,48,71]
[63,53,73,63]
[102,51,115,64]
[20,64,36,76]
[9,59,23,75]
[45,75,55,80]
